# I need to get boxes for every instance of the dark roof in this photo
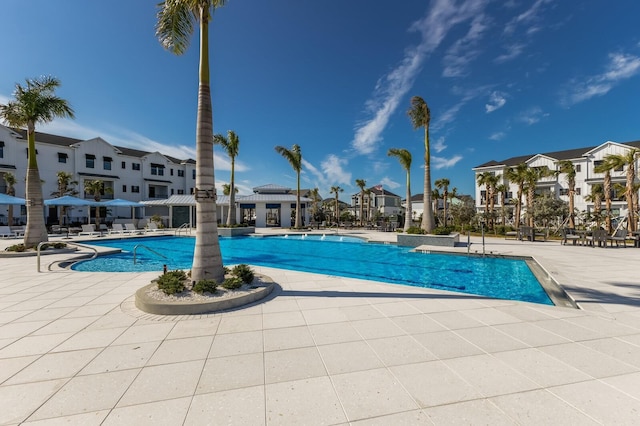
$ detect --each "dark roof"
[474,141,640,169]
[368,186,400,197]
[11,127,195,165]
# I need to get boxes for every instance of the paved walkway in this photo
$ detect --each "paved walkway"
[0,230,639,424]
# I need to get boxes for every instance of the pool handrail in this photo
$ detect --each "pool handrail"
[133,244,168,264]
[175,223,191,236]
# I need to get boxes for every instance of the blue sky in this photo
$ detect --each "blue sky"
[2,0,640,199]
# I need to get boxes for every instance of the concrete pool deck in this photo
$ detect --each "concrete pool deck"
[0,229,639,424]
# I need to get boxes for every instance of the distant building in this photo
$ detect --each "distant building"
[350,185,402,221]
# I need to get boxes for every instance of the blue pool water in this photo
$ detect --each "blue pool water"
[73,235,552,305]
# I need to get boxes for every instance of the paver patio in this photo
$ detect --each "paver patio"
[0,230,639,424]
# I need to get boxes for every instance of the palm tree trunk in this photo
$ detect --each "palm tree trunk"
[294,172,301,228]
[626,166,635,232]
[227,159,236,226]
[422,128,435,232]
[404,172,411,232]
[24,126,48,248]
[604,173,612,233]
[191,11,223,283]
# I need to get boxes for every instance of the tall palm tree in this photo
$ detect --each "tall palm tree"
[476,172,499,228]
[407,96,434,232]
[387,148,412,232]
[84,180,112,227]
[222,183,238,195]
[156,0,227,282]
[523,166,551,227]
[52,171,78,226]
[3,172,17,227]
[330,186,343,225]
[355,179,366,226]
[308,187,322,223]
[604,149,638,232]
[0,76,74,248]
[594,158,616,233]
[434,178,450,227]
[505,163,528,227]
[556,160,577,228]
[214,130,239,226]
[274,144,303,228]
[585,184,604,227]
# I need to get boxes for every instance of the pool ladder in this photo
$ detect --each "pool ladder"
[175,223,191,236]
[133,244,168,264]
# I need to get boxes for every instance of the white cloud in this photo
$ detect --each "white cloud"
[351,0,490,155]
[561,52,640,106]
[321,154,352,185]
[433,137,447,153]
[432,155,463,169]
[517,106,548,125]
[433,84,489,130]
[494,43,525,63]
[380,177,401,190]
[372,161,388,174]
[442,14,491,78]
[503,0,553,35]
[489,131,506,141]
[485,91,507,113]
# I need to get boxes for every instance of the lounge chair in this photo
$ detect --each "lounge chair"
[561,228,581,245]
[0,226,17,238]
[146,222,161,233]
[110,224,125,234]
[124,223,142,234]
[79,224,100,236]
[607,229,628,247]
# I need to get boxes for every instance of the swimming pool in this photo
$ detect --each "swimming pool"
[73,235,553,305]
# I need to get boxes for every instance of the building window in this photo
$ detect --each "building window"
[0,141,4,158]
[151,163,165,176]
[131,186,140,193]
[594,160,603,169]
[132,163,140,171]
[121,161,126,169]
[85,154,95,168]
[192,170,196,179]
[575,164,581,172]
[103,156,112,170]
[480,190,487,205]
[178,170,184,177]
[58,152,68,163]
[170,168,174,176]
[122,185,127,193]
[177,189,184,195]
[615,165,623,172]
[190,187,194,194]
[171,188,174,195]
[559,188,569,196]
[576,188,581,195]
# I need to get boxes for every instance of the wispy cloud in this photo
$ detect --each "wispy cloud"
[497,0,553,63]
[485,91,507,113]
[503,0,554,35]
[517,106,548,125]
[442,14,491,77]
[489,131,506,141]
[433,137,447,153]
[34,118,247,173]
[494,43,525,63]
[433,155,463,169]
[351,0,489,155]
[433,85,490,130]
[561,51,640,106]
[321,154,352,186]
[380,177,401,190]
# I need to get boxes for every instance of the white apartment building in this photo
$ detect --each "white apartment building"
[473,139,640,225]
[350,185,403,220]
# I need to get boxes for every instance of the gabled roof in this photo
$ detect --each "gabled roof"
[253,184,291,194]
[368,185,401,197]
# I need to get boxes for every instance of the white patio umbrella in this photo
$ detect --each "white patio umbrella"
[102,198,145,221]
[0,193,26,205]
[44,195,100,225]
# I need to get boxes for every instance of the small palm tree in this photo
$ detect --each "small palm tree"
[585,184,604,227]
[387,148,412,232]
[3,172,17,227]
[594,158,616,233]
[435,178,450,227]
[330,186,343,225]
[604,149,638,232]
[156,0,227,282]
[556,160,577,228]
[0,76,75,248]
[407,96,434,232]
[84,180,113,227]
[52,171,78,225]
[505,163,528,227]
[432,188,441,226]
[523,166,551,227]
[308,187,322,223]
[355,179,366,226]
[214,130,239,226]
[275,144,303,228]
[476,172,500,229]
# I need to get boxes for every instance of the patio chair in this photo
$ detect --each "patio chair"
[0,226,17,238]
[124,223,142,234]
[607,229,628,247]
[561,228,581,245]
[110,224,125,234]
[146,222,161,233]
[586,229,608,247]
[79,224,100,236]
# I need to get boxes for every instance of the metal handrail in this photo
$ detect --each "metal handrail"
[37,241,98,272]
[133,244,168,264]
[174,222,191,236]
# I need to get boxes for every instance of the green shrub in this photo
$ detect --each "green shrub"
[157,270,187,295]
[221,276,243,290]
[192,279,218,294]
[406,226,425,235]
[5,244,26,252]
[232,264,254,284]
[432,226,454,235]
